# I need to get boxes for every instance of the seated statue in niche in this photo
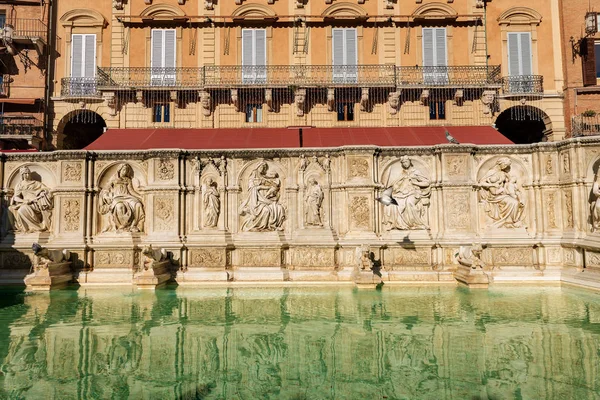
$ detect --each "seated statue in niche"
[304,178,324,227]
[590,171,600,232]
[239,162,286,231]
[478,157,525,228]
[382,156,431,230]
[203,178,220,228]
[99,163,145,233]
[9,166,53,233]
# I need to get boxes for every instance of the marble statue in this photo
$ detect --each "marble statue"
[9,166,53,233]
[382,156,431,230]
[456,243,486,269]
[240,162,286,231]
[304,178,324,227]
[478,158,525,228]
[99,163,145,233]
[204,178,220,228]
[32,243,70,268]
[590,171,600,232]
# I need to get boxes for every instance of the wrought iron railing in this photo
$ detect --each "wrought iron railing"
[572,114,600,136]
[4,18,47,41]
[61,65,503,97]
[396,65,502,87]
[501,75,544,95]
[0,116,43,137]
[60,77,101,97]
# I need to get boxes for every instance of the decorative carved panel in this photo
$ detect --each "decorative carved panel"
[189,248,226,267]
[491,248,533,265]
[62,198,81,232]
[154,197,175,232]
[291,248,334,268]
[238,249,281,267]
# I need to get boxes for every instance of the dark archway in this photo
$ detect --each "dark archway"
[495,106,551,144]
[59,111,106,150]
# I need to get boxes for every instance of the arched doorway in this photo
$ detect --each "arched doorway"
[495,106,551,144]
[58,111,106,150]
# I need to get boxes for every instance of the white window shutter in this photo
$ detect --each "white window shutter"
[332,29,344,66]
[254,29,266,66]
[151,29,164,69]
[507,32,521,76]
[345,29,357,65]
[71,34,83,77]
[519,32,532,76]
[164,30,176,69]
[242,29,253,67]
[422,28,434,67]
[84,35,96,77]
[435,28,447,67]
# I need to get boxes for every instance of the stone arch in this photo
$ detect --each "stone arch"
[56,110,106,150]
[139,4,186,17]
[60,9,107,28]
[498,7,542,25]
[476,155,530,185]
[7,163,57,190]
[495,105,551,144]
[232,4,277,18]
[411,2,458,19]
[96,161,148,189]
[380,156,432,187]
[322,2,367,17]
[237,159,287,188]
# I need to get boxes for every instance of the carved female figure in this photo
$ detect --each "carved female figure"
[383,156,431,230]
[590,172,600,232]
[478,158,525,228]
[9,166,53,233]
[99,163,145,233]
[203,178,220,228]
[304,178,324,226]
[239,162,286,231]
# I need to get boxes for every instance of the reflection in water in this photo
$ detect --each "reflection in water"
[0,286,599,399]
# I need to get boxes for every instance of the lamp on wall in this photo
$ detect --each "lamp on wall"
[585,12,598,35]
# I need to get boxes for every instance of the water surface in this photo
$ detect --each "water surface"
[0,285,599,399]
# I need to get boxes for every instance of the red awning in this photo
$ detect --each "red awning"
[85,126,511,151]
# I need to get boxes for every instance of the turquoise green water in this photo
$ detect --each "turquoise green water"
[0,286,599,399]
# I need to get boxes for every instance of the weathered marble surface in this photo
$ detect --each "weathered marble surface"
[1,138,600,288]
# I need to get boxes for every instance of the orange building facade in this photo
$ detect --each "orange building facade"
[559,0,600,137]
[50,0,566,149]
[0,0,49,149]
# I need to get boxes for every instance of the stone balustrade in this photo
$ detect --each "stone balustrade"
[2,137,600,288]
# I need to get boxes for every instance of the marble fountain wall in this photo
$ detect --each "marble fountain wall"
[3,138,600,289]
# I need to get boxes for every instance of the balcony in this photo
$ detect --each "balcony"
[572,114,600,137]
[2,18,47,43]
[501,75,544,95]
[60,65,503,98]
[60,77,101,98]
[0,116,43,146]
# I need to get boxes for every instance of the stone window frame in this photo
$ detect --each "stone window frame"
[410,2,458,69]
[140,4,186,71]
[497,7,542,78]
[321,3,367,67]
[232,4,276,68]
[59,9,107,78]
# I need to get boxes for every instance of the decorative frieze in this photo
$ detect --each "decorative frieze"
[189,248,226,267]
[238,249,281,267]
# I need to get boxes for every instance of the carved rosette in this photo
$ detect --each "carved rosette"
[154,197,175,232]
[62,198,81,232]
[63,162,83,182]
[156,159,175,181]
[348,158,369,179]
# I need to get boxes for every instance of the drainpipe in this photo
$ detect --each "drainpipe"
[484,0,489,70]
[43,0,55,151]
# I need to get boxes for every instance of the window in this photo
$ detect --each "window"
[337,103,354,121]
[70,34,96,96]
[242,29,267,84]
[0,11,5,29]
[507,32,533,92]
[245,103,263,123]
[429,101,446,120]
[582,38,599,86]
[596,42,600,79]
[332,28,357,83]
[422,28,448,84]
[151,29,176,86]
[153,104,170,123]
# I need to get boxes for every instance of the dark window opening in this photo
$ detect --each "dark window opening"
[595,42,600,78]
[153,104,170,123]
[429,101,446,120]
[0,12,5,29]
[337,103,354,121]
[245,103,263,123]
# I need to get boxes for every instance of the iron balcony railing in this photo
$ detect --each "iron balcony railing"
[0,116,43,138]
[3,18,47,42]
[572,114,600,136]
[60,77,101,97]
[61,65,504,97]
[501,75,544,95]
[396,65,502,87]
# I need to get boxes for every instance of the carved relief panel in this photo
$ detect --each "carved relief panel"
[387,247,430,268]
[62,162,84,184]
[347,157,370,180]
[153,196,175,232]
[445,191,471,230]
[238,249,281,267]
[491,248,533,266]
[189,248,226,268]
[444,155,468,179]
[155,159,175,181]
[61,198,82,233]
[348,195,371,230]
[94,250,136,268]
[291,248,334,269]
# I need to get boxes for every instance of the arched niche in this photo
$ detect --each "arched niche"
[321,2,367,18]
[476,156,529,186]
[7,163,57,191]
[238,159,287,189]
[498,7,542,26]
[379,156,432,188]
[96,161,147,189]
[232,3,277,18]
